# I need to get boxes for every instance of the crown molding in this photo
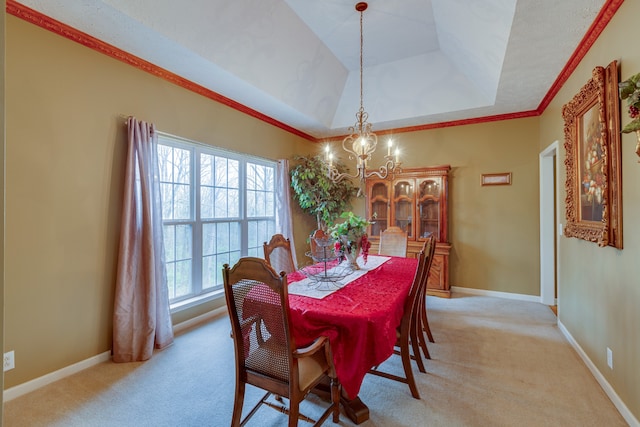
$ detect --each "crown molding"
[6,0,315,141]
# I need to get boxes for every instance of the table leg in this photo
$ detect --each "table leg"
[314,379,370,424]
[340,391,370,424]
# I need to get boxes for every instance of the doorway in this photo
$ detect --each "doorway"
[539,141,559,309]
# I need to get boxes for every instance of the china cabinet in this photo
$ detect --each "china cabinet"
[365,165,451,297]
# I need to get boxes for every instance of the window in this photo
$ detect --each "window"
[157,133,276,305]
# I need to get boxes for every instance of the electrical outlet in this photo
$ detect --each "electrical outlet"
[3,351,15,372]
[607,347,613,370]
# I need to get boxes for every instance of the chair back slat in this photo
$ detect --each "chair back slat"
[263,234,296,274]
[379,226,408,257]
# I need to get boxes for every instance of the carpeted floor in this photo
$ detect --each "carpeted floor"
[3,294,627,426]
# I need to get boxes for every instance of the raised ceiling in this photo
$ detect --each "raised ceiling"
[15,0,608,139]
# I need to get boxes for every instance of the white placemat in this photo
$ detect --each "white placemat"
[288,255,390,299]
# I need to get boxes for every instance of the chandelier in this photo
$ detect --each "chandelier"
[324,2,400,189]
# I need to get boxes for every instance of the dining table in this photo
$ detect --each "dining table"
[286,254,418,424]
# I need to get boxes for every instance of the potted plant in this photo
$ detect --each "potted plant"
[290,155,358,231]
[328,211,372,269]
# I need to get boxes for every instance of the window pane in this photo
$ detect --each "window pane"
[175,225,192,260]
[256,191,266,216]
[158,145,173,182]
[174,148,190,184]
[215,188,228,218]
[246,163,255,190]
[228,189,239,217]
[174,260,192,298]
[201,186,214,219]
[203,223,216,256]
[266,192,275,217]
[174,184,191,219]
[163,225,175,261]
[228,160,239,188]
[200,153,213,186]
[216,222,230,253]
[230,222,241,251]
[161,183,173,220]
[247,191,256,217]
[202,255,215,289]
[214,157,228,187]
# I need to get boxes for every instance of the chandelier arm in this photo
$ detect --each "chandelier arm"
[327,164,361,183]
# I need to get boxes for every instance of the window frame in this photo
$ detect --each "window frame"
[157,132,277,308]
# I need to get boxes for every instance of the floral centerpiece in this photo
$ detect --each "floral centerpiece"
[328,211,372,269]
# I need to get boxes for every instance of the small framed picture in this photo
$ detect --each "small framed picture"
[481,172,512,186]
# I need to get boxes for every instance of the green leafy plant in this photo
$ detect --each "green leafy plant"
[618,72,640,133]
[328,211,372,264]
[328,211,371,242]
[290,155,357,230]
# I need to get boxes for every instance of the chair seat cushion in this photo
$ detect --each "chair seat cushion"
[297,350,329,391]
[246,337,329,392]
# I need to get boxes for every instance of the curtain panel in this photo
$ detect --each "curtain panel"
[276,159,298,268]
[113,117,174,362]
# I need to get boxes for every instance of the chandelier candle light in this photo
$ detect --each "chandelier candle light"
[324,2,401,191]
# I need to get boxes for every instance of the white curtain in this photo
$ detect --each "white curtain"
[276,159,298,268]
[113,117,174,362]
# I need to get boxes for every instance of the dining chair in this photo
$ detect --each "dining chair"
[368,250,428,399]
[263,233,296,274]
[378,226,408,257]
[222,257,340,427]
[414,235,437,362]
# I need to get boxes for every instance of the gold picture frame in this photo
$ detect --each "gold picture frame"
[481,172,512,186]
[562,61,622,248]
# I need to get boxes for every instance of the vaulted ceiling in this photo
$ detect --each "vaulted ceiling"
[14,0,610,140]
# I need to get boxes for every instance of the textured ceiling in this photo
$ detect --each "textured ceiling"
[16,0,607,139]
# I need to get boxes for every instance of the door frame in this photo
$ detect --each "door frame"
[539,141,559,306]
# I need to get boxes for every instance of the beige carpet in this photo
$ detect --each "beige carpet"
[3,294,627,426]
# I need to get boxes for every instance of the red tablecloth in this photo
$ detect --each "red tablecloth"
[287,256,418,398]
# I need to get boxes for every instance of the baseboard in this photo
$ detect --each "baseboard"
[451,286,541,303]
[173,306,227,335]
[3,350,112,402]
[3,307,228,403]
[558,320,639,427]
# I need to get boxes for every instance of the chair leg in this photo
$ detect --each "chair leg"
[231,382,246,427]
[399,339,421,399]
[410,315,426,373]
[288,399,300,427]
[422,297,434,343]
[416,298,431,360]
[331,377,340,423]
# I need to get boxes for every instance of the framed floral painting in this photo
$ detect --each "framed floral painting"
[562,61,622,248]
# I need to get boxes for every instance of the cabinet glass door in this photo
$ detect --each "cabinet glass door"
[417,179,440,240]
[393,180,414,238]
[369,182,389,237]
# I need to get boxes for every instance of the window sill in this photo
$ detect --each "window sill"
[170,289,225,314]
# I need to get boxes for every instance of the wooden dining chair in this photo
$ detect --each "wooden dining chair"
[223,257,340,427]
[414,235,437,362]
[368,250,428,399]
[378,226,408,257]
[263,233,296,275]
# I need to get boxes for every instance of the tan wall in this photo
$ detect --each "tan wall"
[540,0,640,419]
[4,16,311,388]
